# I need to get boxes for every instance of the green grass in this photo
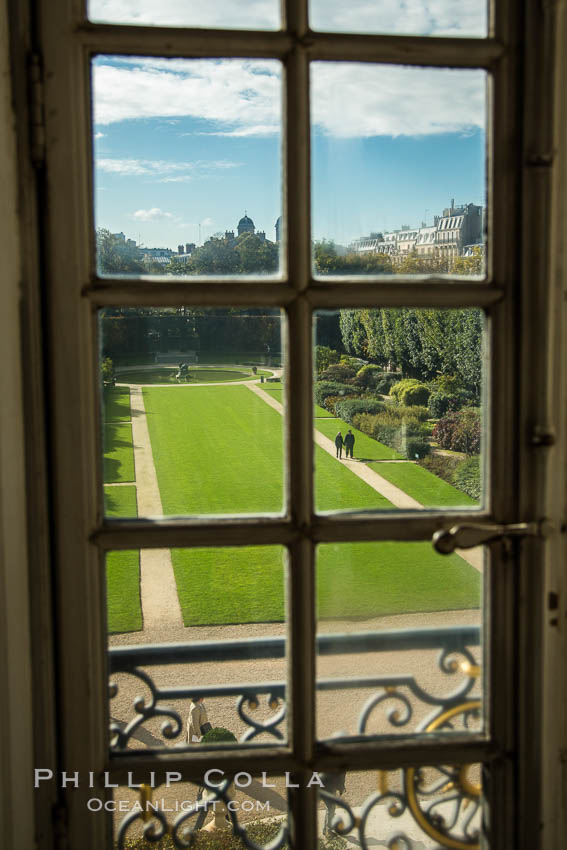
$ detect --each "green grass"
[171,540,480,626]
[317,542,481,619]
[144,386,285,514]
[315,417,404,460]
[172,546,285,626]
[136,385,480,627]
[117,367,268,385]
[259,386,336,418]
[103,423,135,483]
[103,386,131,422]
[368,462,477,508]
[104,485,142,633]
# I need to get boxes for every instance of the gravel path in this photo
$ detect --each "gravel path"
[130,385,183,629]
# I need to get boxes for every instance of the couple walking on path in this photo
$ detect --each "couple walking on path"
[335,429,355,459]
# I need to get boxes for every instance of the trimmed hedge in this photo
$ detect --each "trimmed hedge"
[313,381,353,407]
[390,378,430,407]
[453,455,481,499]
[352,410,430,459]
[375,373,402,394]
[355,364,385,388]
[320,363,358,382]
[334,398,385,423]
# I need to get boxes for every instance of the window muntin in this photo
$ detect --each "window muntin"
[87,0,281,31]
[92,56,283,279]
[309,0,489,39]
[311,63,487,279]
[39,0,523,845]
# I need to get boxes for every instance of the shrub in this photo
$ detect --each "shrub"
[389,378,430,406]
[418,453,461,484]
[355,364,385,388]
[334,398,385,423]
[353,411,429,457]
[322,394,345,414]
[453,455,481,500]
[339,354,363,369]
[200,727,237,744]
[375,373,401,394]
[315,345,340,375]
[428,391,462,418]
[399,382,430,407]
[313,381,353,407]
[405,438,431,459]
[432,408,481,455]
[320,363,357,382]
[403,405,430,422]
[102,356,114,384]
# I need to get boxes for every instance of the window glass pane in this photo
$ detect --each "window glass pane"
[310,0,488,38]
[88,0,280,30]
[108,546,287,751]
[314,308,485,512]
[311,64,487,278]
[316,542,484,739]
[92,57,282,277]
[100,308,284,517]
[316,765,485,846]
[112,774,289,845]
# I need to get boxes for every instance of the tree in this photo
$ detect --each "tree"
[96,228,146,274]
[314,240,393,275]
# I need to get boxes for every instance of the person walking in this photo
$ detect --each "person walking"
[186,696,211,743]
[344,429,355,459]
[334,431,343,458]
[320,771,347,836]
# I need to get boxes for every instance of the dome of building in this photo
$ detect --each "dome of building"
[237,213,255,236]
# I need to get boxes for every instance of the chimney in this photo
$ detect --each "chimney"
[185,243,191,254]
[178,244,184,254]
[451,198,455,210]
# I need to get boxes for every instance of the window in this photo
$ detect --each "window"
[10,1,565,848]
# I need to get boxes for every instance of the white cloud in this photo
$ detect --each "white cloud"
[131,208,175,220]
[96,157,243,179]
[92,59,282,134]
[311,0,486,37]
[88,0,279,29]
[93,57,485,141]
[311,64,485,138]
[88,0,485,36]
[94,131,106,139]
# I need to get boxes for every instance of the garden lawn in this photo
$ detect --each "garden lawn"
[315,417,403,460]
[369,462,478,508]
[143,385,479,624]
[104,485,142,633]
[172,540,480,626]
[117,368,267,385]
[260,386,337,418]
[317,542,481,618]
[103,386,131,421]
[103,423,135,483]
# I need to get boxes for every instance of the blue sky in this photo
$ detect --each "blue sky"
[93,55,486,250]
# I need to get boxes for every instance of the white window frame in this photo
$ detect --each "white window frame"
[5,0,564,847]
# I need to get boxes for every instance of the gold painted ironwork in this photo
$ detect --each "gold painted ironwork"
[404,700,482,849]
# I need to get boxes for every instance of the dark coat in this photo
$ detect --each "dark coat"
[334,434,343,447]
[344,432,355,448]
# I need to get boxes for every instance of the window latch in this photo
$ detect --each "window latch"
[432,520,552,554]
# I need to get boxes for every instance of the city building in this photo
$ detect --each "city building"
[350,201,484,266]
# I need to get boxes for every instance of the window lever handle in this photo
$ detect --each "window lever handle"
[432,520,552,554]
